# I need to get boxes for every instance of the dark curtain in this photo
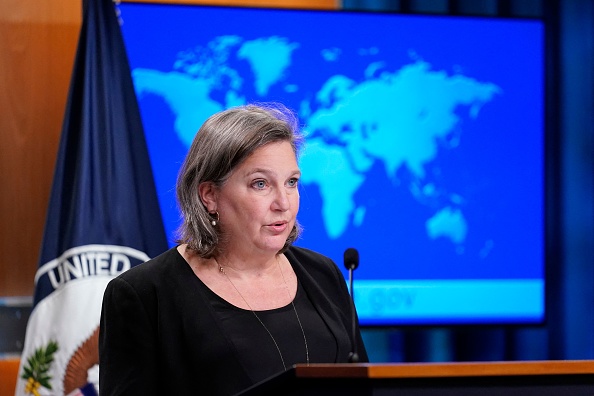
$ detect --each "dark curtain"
[348,0,594,363]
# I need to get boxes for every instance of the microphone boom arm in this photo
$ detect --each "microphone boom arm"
[343,248,360,363]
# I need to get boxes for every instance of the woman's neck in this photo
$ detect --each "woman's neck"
[214,251,280,280]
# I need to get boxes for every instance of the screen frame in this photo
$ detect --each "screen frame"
[117,1,552,329]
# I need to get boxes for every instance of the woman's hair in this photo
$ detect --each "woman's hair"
[176,103,304,258]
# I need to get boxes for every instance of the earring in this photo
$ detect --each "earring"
[210,211,220,227]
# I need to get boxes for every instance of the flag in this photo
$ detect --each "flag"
[15,0,168,394]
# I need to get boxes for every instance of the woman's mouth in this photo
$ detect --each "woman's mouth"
[267,221,288,233]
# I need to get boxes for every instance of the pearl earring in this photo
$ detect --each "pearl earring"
[210,211,220,226]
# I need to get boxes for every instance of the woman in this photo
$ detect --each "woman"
[99,103,368,395]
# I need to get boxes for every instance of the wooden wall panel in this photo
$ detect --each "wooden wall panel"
[0,0,337,297]
[0,0,82,296]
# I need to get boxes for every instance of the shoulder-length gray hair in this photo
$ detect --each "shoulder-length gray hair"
[176,103,304,258]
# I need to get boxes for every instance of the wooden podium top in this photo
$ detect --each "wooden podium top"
[292,360,594,379]
[238,361,594,395]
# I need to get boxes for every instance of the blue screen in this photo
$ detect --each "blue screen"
[118,3,545,326]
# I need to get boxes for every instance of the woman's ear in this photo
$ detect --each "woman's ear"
[198,182,217,212]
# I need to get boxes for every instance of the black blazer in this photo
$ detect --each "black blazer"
[99,246,368,395]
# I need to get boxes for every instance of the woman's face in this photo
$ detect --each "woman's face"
[212,141,301,257]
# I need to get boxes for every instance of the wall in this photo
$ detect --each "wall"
[0,0,82,297]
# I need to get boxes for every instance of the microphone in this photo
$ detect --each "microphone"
[343,247,360,363]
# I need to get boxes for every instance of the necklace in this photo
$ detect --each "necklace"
[215,256,310,370]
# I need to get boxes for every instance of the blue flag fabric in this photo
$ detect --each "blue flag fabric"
[16,0,168,394]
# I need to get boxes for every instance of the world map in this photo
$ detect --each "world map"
[131,35,499,249]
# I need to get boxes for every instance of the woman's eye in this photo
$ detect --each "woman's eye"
[253,180,267,189]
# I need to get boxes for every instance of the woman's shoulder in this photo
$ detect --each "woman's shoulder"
[286,246,350,299]
[285,245,341,276]
[286,245,333,264]
[114,246,186,287]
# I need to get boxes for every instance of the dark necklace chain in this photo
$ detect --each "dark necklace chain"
[216,256,310,370]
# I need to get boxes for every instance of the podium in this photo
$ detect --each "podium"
[237,360,594,395]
